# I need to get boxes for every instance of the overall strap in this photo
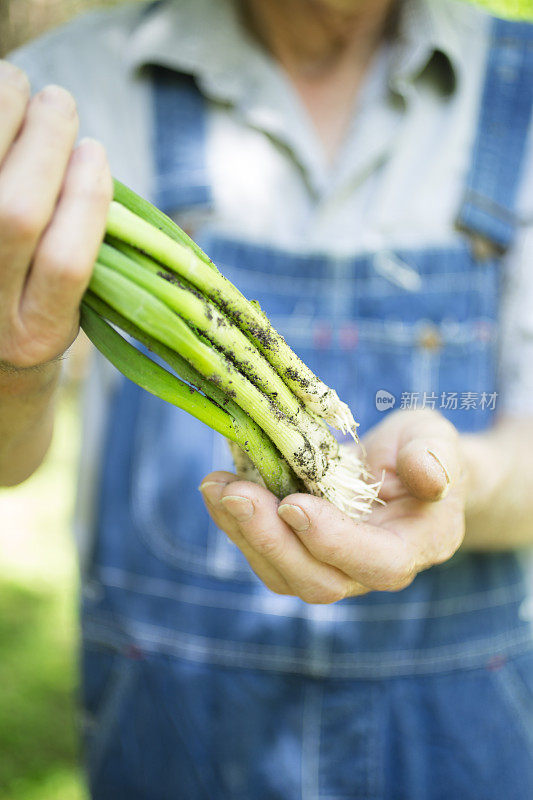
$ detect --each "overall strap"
[456,18,533,253]
[150,65,212,214]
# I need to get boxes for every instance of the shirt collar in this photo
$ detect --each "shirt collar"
[127,0,328,192]
[127,0,481,105]
[126,0,485,196]
[389,0,481,98]
[127,0,274,106]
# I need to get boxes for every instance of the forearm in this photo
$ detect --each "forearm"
[0,361,60,486]
[461,416,533,549]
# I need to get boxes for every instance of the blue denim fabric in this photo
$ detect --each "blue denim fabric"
[456,21,533,250]
[82,18,533,800]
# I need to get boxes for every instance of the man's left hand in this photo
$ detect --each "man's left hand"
[199,409,466,603]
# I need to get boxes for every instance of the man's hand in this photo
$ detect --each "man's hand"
[0,60,112,370]
[200,409,466,603]
[0,60,112,485]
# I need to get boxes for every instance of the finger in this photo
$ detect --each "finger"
[364,410,460,503]
[362,410,408,474]
[217,481,365,604]
[0,61,30,162]
[362,412,416,501]
[20,139,112,347]
[396,441,451,501]
[367,492,465,569]
[279,493,416,592]
[396,414,460,502]
[0,84,78,300]
[199,473,293,595]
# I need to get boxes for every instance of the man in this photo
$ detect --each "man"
[1,0,533,796]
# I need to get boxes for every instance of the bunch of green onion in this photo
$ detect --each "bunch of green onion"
[80,180,381,518]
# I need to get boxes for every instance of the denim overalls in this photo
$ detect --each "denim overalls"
[81,18,533,800]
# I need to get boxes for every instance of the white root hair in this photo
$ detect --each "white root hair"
[312,443,383,521]
[229,435,382,522]
[303,388,360,442]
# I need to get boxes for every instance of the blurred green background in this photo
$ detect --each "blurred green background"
[0,388,86,800]
[0,4,137,799]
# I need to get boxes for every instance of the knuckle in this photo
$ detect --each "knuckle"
[371,554,415,592]
[267,581,293,597]
[438,541,458,564]
[325,586,349,604]
[301,521,338,562]
[348,582,370,597]
[316,538,341,564]
[0,197,44,240]
[435,531,463,565]
[0,62,31,96]
[389,571,416,592]
[299,581,344,605]
[432,550,452,567]
[432,510,465,566]
[251,530,285,560]
[75,174,113,207]
[36,245,90,286]
[69,141,113,204]
[0,83,29,115]
[298,585,324,604]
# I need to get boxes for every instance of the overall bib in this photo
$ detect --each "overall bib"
[81,18,533,800]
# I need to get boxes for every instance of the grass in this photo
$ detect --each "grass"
[0,386,88,800]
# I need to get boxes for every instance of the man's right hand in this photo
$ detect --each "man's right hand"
[0,59,112,372]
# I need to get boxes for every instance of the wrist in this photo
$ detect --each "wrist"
[0,360,61,487]
[0,358,61,398]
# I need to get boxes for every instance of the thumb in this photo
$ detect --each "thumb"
[396,422,459,502]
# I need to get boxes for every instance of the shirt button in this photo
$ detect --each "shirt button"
[418,323,442,351]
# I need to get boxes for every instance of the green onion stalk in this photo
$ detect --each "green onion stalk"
[81,180,381,519]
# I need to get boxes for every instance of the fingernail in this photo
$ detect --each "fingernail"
[220,495,254,522]
[199,480,227,505]
[426,449,451,498]
[77,137,105,164]
[0,60,29,91]
[40,84,76,117]
[278,504,310,532]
